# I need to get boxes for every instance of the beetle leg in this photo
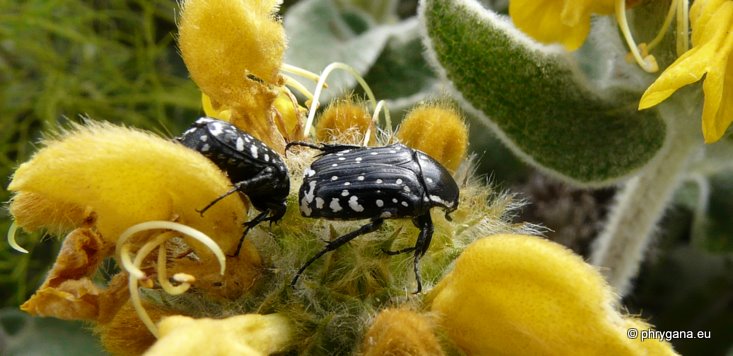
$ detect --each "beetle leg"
[196,171,276,215]
[195,186,240,216]
[291,218,384,288]
[285,141,322,153]
[381,246,416,255]
[411,213,434,294]
[285,141,362,155]
[229,210,271,257]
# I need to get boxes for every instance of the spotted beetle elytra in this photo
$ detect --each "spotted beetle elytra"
[286,141,459,293]
[178,117,290,256]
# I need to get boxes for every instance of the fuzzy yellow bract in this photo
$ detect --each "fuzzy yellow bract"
[396,104,468,172]
[509,0,615,51]
[7,122,247,256]
[639,0,733,143]
[428,234,678,355]
[361,308,444,356]
[178,0,285,120]
[315,100,376,145]
[144,314,294,356]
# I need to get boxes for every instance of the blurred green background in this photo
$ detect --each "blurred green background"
[1,0,730,355]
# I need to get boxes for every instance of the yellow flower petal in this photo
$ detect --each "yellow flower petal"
[690,0,729,46]
[700,4,733,142]
[144,314,294,356]
[509,0,613,50]
[202,93,232,122]
[428,234,678,355]
[8,122,247,255]
[637,44,711,109]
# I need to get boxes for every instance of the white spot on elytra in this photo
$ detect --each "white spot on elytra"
[376,199,384,207]
[376,179,383,184]
[401,201,409,207]
[304,181,316,203]
[338,157,346,161]
[236,137,245,151]
[426,177,434,183]
[348,196,364,212]
[389,150,397,154]
[341,190,349,196]
[370,152,379,155]
[403,186,410,192]
[396,179,403,184]
[305,169,316,177]
[201,144,210,152]
[300,181,317,216]
[392,198,398,203]
[357,176,364,181]
[209,122,224,136]
[380,211,392,218]
[344,182,351,186]
[331,176,338,181]
[250,145,259,159]
[199,135,208,142]
[330,198,343,212]
[332,163,338,167]
[315,197,324,209]
[355,157,362,162]
[264,153,270,162]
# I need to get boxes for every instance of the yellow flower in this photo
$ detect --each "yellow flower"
[509,0,615,51]
[427,234,678,355]
[639,0,733,143]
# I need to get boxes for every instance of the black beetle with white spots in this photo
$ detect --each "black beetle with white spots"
[287,142,460,293]
[177,117,290,256]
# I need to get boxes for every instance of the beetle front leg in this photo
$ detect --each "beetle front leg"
[229,210,271,257]
[196,171,276,215]
[285,141,362,155]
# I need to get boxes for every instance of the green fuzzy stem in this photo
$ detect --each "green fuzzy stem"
[590,101,701,296]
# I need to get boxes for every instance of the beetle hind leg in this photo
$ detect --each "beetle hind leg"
[291,218,384,288]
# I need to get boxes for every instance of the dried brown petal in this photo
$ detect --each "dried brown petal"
[20,228,116,320]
